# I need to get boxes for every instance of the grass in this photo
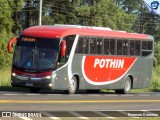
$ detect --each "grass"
[150,66,160,92]
[0,67,11,86]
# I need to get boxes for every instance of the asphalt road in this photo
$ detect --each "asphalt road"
[0,90,160,119]
[0,90,160,111]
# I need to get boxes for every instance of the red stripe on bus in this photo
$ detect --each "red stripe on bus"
[82,56,136,83]
[12,68,51,77]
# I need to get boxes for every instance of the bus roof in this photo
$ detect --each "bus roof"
[22,25,153,40]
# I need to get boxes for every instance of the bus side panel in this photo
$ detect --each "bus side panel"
[144,55,153,87]
[72,54,153,90]
[72,55,85,89]
[51,65,69,90]
[72,55,126,90]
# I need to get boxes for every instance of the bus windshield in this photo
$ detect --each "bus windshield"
[12,37,60,72]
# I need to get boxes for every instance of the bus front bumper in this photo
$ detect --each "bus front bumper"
[11,75,52,89]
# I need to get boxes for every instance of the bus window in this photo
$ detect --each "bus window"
[76,37,83,54]
[117,39,123,55]
[142,41,153,56]
[148,41,153,50]
[83,37,89,54]
[130,40,135,56]
[142,41,148,50]
[110,39,115,55]
[89,38,96,54]
[97,38,103,54]
[135,41,141,56]
[123,40,129,55]
[104,39,109,55]
[64,35,75,58]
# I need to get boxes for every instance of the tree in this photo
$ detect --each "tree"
[43,0,78,24]
[0,0,14,69]
[76,0,135,32]
[9,0,24,35]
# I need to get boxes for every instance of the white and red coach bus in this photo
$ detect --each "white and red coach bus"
[8,24,154,94]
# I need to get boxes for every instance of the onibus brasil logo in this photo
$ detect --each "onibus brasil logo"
[151,1,159,9]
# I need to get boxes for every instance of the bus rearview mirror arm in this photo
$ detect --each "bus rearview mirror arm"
[8,38,17,53]
[61,40,66,57]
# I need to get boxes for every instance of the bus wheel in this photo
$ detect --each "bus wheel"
[66,76,77,94]
[29,88,40,93]
[115,77,131,94]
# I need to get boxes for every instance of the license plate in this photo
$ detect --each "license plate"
[25,83,33,87]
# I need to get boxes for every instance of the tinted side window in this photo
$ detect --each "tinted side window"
[123,40,129,55]
[130,40,135,56]
[64,35,75,56]
[83,37,89,54]
[75,37,89,54]
[89,38,96,54]
[117,39,123,55]
[142,41,153,56]
[97,38,103,54]
[104,39,109,55]
[76,37,83,54]
[135,41,141,56]
[110,39,116,55]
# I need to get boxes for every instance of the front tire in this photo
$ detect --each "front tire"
[65,76,78,94]
[115,77,131,94]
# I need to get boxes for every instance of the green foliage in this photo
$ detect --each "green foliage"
[151,66,160,91]
[42,16,54,25]
[10,0,24,34]
[45,0,78,24]
[0,68,11,86]
[76,0,135,32]
[0,0,14,70]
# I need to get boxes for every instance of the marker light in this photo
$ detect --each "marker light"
[52,74,57,79]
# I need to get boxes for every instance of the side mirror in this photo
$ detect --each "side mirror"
[8,38,17,53]
[61,40,66,57]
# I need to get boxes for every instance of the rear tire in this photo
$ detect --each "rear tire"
[29,88,40,93]
[115,77,131,94]
[65,76,78,94]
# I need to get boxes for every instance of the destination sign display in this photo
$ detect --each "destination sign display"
[22,37,36,42]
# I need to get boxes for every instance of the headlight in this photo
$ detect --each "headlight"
[12,73,16,76]
[43,75,51,79]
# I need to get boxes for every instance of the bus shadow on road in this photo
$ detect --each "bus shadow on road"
[0,86,116,94]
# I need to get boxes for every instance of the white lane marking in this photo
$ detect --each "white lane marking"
[42,112,61,120]
[68,111,89,120]
[20,117,32,120]
[107,117,117,119]
[93,111,116,119]
[121,94,134,96]
[105,94,118,96]
[155,94,160,96]
[25,94,40,95]
[3,94,21,95]
[138,94,150,96]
